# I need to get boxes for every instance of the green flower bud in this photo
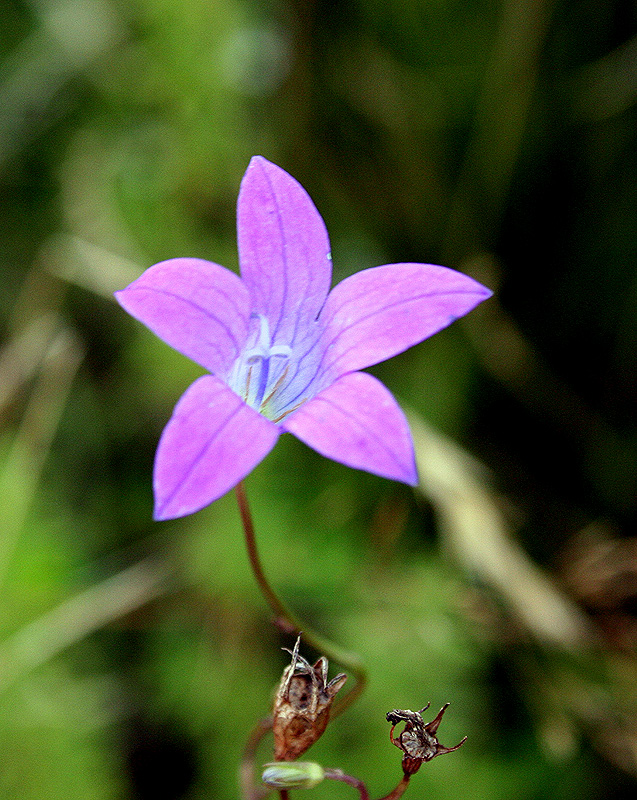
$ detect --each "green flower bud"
[261,761,325,790]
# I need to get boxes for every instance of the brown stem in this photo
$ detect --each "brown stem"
[324,768,370,800]
[376,775,410,800]
[239,715,273,800]
[234,481,367,717]
[236,480,293,624]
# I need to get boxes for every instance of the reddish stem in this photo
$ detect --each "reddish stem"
[239,715,273,800]
[324,768,370,800]
[234,481,367,717]
[376,775,411,800]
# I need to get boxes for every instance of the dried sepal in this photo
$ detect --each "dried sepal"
[273,636,347,761]
[386,703,467,775]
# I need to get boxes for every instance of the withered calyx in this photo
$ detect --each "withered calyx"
[272,636,347,761]
[386,703,467,775]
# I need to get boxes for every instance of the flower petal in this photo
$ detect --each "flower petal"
[153,376,279,520]
[237,156,332,347]
[281,371,417,485]
[115,258,250,376]
[317,263,492,381]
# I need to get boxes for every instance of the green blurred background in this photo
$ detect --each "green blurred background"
[2,0,637,798]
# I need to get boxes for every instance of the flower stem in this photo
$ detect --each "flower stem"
[376,776,411,800]
[239,715,272,800]
[324,768,370,800]
[234,480,367,716]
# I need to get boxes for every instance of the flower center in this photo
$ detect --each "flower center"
[232,314,292,418]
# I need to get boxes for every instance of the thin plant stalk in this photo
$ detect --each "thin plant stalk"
[324,768,370,800]
[235,480,367,717]
[376,776,410,800]
[239,715,273,800]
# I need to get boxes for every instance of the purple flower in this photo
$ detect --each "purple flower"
[116,157,491,520]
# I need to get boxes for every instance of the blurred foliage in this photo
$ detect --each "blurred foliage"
[2,0,637,798]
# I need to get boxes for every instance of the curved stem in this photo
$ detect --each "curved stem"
[239,715,273,800]
[376,776,410,800]
[235,481,367,716]
[324,769,370,800]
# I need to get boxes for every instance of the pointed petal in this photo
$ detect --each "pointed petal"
[153,376,279,520]
[115,258,250,376]
[317,263,492,380]
[281,371,417,485]
[424,704,450,735]
[433,737,468,757]
[237,156,332,346]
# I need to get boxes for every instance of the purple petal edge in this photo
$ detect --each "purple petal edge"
[153,376,279,520]
[281,371,417,486]
[115,258,251,376]
[237,156,332,347]
[317,262,492,380]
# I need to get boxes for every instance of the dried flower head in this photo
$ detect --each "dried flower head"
[273,636,347,761]
[386,703,467,775]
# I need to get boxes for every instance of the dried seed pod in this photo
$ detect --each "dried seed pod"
[272,636,347,761]
[387,703,467,775]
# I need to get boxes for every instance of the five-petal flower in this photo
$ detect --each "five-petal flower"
[115,156,491,520]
